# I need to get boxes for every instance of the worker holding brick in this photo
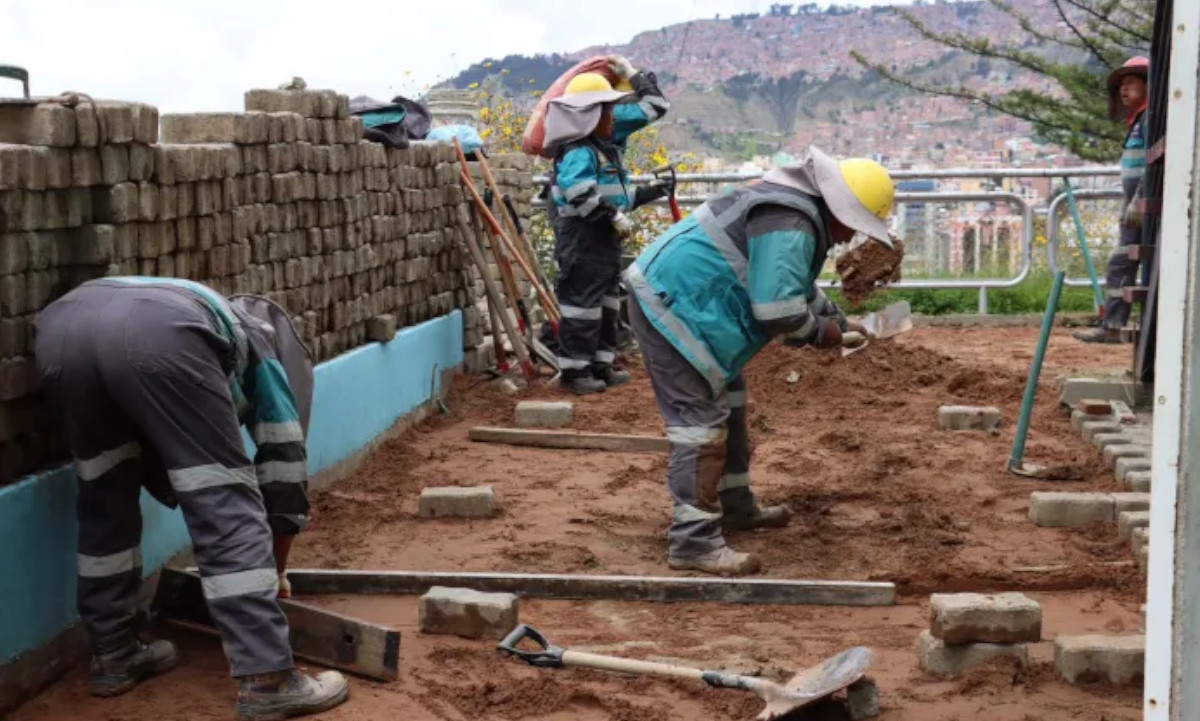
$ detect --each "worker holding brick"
[624,147,894,575]
[1075,55,1150,344]
[34,277,349,720]
[544,55,670,395]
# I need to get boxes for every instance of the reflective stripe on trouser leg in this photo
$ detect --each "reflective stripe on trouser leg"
[179,482,289,677]
[718,373,757,515]
[1103,221,1141,330]
[667,427,730,557]
[626,298,733,557]
[595,274,621,370]
[75,446,145,651]
[557,313,603,375]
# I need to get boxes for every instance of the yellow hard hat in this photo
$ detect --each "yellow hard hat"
[838,158,894,223]
[614,78,633,92]
[564,72,616,96]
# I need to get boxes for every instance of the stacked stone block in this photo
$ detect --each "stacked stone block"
[917,593,1041,678]
[0,89,534,484]
[0,99,160,481]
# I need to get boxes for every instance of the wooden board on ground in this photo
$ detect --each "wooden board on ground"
[285,569,896,607]
[153,568,400,681]
[469,426,671,453]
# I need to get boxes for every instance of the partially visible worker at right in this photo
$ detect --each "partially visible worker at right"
[624,146,893,575]
[1075,56,1149,344]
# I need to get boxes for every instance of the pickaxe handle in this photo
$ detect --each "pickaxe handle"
[652,164,682,222]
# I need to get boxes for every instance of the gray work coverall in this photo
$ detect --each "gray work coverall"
[35,277,313,677]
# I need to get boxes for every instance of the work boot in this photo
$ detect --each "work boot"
[723,503,793,531]
[1073,327,1126,344]
[668,547,762,576]
[89,639,179,697]
[595,366,632,387]
[561,374,607,396]
[235,669,350,721]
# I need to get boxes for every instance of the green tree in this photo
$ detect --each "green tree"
[851,0,1153,161]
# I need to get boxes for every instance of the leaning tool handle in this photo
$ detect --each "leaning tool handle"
[452,138,561,325]
[652,164,682,222]
[504,195,559,334]
[498,625,772,694]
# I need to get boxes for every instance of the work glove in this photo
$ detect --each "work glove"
[815,296,848,331]
[607,55,638,80]
[650,175,675,197]
[814,318,843,349]
[1122,188,1144,229]
[612,211,635,239]
[633,182,669,209]
[278,572,291,599]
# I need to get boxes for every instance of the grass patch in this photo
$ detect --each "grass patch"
[825,271,1098,316]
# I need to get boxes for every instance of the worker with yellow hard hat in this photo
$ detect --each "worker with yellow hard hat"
[543,56,670,394]
[623,146,898,575]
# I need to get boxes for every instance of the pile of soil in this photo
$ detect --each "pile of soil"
[835,236,906,306]
[290,327,1140,600]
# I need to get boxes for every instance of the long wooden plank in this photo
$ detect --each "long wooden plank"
[469,426,671,454]
[154,568,400,681]
[283,569,896,607]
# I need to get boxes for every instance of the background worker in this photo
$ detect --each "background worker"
[1075,55,1150,344]
[624,147,895,576]
[543,56,670,394]
[34,277,348,721]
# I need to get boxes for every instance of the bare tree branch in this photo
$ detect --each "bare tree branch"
[989,0,1087,54]
[850,51,1104,139]
[1059,0,1152,44]
[1050,0,1112,65]
[894,9,1058,78]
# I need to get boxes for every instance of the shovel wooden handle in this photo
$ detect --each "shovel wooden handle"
[499,624,770,693]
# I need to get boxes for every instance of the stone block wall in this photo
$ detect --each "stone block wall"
[0,88,533,485]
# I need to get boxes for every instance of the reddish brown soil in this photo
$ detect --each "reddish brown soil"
[15,327,1141,720]
[835,237,906,305]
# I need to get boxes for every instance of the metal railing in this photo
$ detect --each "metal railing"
[532,165,1123,186]
[531,166,1122,313]
[1045,188,1126,295]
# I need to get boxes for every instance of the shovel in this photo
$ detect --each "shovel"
[499,624,873,720]
[841,300,913,357]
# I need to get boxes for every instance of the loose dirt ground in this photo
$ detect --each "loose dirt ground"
[15,326,1143,721]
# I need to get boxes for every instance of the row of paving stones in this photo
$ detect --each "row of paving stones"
[936,399,1145,688]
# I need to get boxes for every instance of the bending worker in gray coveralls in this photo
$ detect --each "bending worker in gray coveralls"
[625,147,896,576]
[35,277,348,720]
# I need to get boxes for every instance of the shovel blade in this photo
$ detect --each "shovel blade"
[754,646,873,720]
[874,300,913,340]
[859,301,912,343]
[1007,460,1085,481]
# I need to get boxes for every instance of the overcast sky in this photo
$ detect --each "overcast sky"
[0,0,896,114]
